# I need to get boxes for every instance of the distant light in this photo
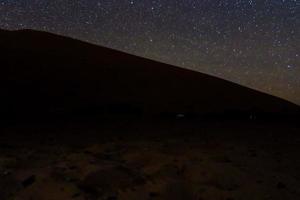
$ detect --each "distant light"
[176,114,185,118]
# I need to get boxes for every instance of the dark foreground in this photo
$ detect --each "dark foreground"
[0,120,300,200]
[1,29,300,200]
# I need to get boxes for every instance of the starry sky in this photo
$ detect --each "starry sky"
[0,0,299,104]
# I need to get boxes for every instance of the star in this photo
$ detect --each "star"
[0,0,299,104]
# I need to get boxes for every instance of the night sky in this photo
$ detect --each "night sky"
[0,0,299,104]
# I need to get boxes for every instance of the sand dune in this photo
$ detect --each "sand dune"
[0,29,299,123]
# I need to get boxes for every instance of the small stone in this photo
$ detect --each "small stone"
[149,191,159,198]
[3,170,11,176]
[277,182,286,189]
[22,175,36,188]
[65,176,77,182]
[69,165,77,170]
[71,193,81,198]
[106,195,118,200]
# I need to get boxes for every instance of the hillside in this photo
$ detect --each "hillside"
[0,29,299,122]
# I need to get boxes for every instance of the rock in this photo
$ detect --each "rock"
[71,192,81,198]
[149,191,160,198]
[276,182,286,189]
[78,165,145,198]
[22,175,36,188]
[3,170,11,175]
[106,195,118,200]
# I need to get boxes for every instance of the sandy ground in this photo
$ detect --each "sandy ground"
[0,120,300,200]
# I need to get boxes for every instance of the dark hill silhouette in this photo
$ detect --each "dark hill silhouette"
[0,29,299,123]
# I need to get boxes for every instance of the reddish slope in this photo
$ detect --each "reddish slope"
[0,29,299,121]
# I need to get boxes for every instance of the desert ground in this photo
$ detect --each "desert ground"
[1,119,299,200]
